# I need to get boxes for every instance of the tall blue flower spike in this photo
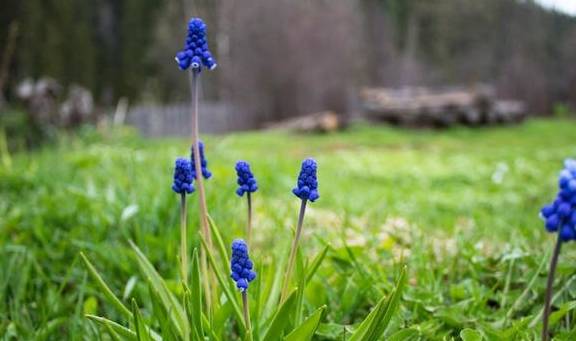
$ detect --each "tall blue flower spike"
[190,141,212,179]
[230,239,256,292]
[541,159,576,339]
[172,158,195,194]
[541,159,576,241]
[235,161,258,197]
[175,17,217,71]
[292,158,319,202]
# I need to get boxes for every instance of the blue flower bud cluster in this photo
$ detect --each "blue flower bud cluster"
[292,158,319,202]
[190,141,212,179]
[235,161,258,197]
[541,159,576,241]
[172,158,195,194]
[175,18,217,71]
[230,239,256,292]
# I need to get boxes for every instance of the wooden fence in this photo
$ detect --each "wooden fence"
[126,102,246,136]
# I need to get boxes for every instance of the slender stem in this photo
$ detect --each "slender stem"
[180,193,188,283]
[280,199,308,302]
[242,291,252,332]
[189,70,213,315]
[247,192,253,243]
[542,235,562,341]
[189,70,211,245]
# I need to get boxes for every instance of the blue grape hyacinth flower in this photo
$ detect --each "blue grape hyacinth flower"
[190,141,212,179]
[230,239,256,292]
[541,159,576,241]
[235,161,258,197]
[292,158,319,202]
[172,158,195,194]
[175,17,217,71]
[541,159,576,339]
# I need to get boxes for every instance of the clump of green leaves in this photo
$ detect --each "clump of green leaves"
[82,216,407,340]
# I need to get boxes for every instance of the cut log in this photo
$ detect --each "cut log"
[360,85,525,128]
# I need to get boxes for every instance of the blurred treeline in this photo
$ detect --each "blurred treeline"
[1,0,576,123]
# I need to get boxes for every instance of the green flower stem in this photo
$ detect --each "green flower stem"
[247,192,253,243]
[242,291,252,333]
[189,69,213,315]
[542,234,562,341]
[280,198,308,302]
[180,193,188,282]
[189,70,210,244]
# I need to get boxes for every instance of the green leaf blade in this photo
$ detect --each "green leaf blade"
[284,305,326,341]
[349,266,407,341]
[263,289,298,341]
[80,252,131,319]
[129,240,188,339]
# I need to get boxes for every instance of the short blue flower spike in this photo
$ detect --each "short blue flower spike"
[172,158,195,194]
[230,239,256,292]
[175,17,217,71]
[190,141,212,179]
[235,161,258,197]
[541,159,576,241]
[292,158,319,202]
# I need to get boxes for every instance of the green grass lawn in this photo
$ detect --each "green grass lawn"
[1,119,576,339]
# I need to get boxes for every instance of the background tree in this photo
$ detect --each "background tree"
[1,0,576,123]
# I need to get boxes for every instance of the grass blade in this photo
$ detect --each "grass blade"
[185,248,204,339]
[262,244,290,323]
[285,305,326,341]
[294,249,306,324]
[506,253,548,319]
[132,299,153,341]
[349,290,392,341]
[252,261,263,340]
[80,252,131,319]
[104,323,123,341]
[184,289,203,341]
[366,266,407,339]
[349,266,407,341]
[148,282,180,340]
[305,245,329,284]
[86,315,137,340]
[129,240,188,339]
[263,289,298,340]
[207,215,230,267]
[202,313,221,341]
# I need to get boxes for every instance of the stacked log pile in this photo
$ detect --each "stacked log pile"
[360,86,526,128]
